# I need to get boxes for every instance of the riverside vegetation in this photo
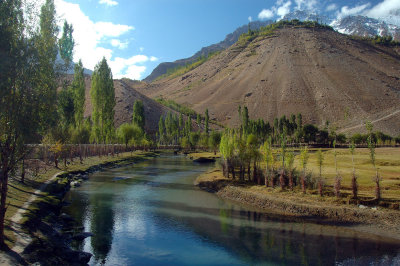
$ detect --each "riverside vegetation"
[1,0,399,259]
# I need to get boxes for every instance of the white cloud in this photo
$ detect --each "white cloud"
[294,0,317,11]
[99,0,118,7]
[125,65,146,80]
[109,55,151,79]
[139,47,144,52]
[336,3,370,19]
[248,16,252,22]
[364,0,400,25]
[258,9,275,19]
[52,0,156,80]
[150,56,158,62]
[277,1,292,17]
[326,3,337,12]
[111,39,128,49]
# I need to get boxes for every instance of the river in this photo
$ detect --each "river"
[63,154,400,265]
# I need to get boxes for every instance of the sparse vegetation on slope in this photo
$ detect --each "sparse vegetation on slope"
[155,51,221,81]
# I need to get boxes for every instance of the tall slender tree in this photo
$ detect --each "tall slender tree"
[72,60,85,129]
[0,0,59,247]
[58,20,74,66]
[90,58,115,143]
[205,109,209,135]
[132,100,145,130]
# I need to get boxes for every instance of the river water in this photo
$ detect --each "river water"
[63,154,400,265]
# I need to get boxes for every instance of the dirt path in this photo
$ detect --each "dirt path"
[11,171,63,252]
[339,109,400,132]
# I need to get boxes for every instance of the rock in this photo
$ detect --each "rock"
[71,232,93,241]
[358,204,367,209]
[371,207,378,210]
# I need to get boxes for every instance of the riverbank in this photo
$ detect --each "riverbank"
[0,151,159,265]
[195,167,400,242]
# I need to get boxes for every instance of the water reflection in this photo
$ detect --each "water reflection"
[89,191,115,264]
[64,155,400,265]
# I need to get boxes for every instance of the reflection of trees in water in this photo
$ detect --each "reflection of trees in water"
[89,192,115,265]
[63,190,89,251]
[153,200,399,265]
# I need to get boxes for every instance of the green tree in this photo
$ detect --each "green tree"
[158,116,165,144]
[132,100,145,130]
[317,148,324,196]
[0,0,59,247]
[58,20,74,66]
[205,109,209,135]
[72,60,85,129]
[299,146,309,193]
[209,131,221,155]
[90,57,115,143]
[117,123,143,147]
[366,121,380,200]
[58,87,75,129]
[349,141,358,199]
[262,137,274,187]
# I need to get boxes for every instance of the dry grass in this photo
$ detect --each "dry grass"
[198,148,400,204]
[294,148,400,201]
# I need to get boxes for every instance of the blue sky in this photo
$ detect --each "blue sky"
[47,0,400,80]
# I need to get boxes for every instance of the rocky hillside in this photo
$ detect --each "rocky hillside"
[137,26,400,136]
[143,21,272,82]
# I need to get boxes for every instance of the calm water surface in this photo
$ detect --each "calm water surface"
[64,154,400,265]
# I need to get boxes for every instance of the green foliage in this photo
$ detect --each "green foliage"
[262,137,274,171]
[90,57,115,143]
[317,148,324,178]
[58,87,75,129]
[205,109,209,134]
[132,100,145,130]
[71,60,85,128]
[299,146,309,172]
[238,20,334,46]
[156,98,197,119]
[366,121,376,168]
[350,34,400,47]
[58,20,74,65]
[209,131,221,153]
[117,123,143,146]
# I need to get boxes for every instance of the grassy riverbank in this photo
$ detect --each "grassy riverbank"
[194,148,400,241]
[4,151,158,249]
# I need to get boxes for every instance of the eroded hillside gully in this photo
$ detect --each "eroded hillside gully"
[28,153,400,265]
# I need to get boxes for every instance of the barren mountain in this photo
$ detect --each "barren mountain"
[137,27,400,136]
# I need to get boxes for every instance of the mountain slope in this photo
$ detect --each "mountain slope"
[143,21,272,82]
[138,26,400,136]
[80,76,177,134]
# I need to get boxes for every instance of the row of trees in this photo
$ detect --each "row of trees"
[219,106,387,208]
[0,0,120,247]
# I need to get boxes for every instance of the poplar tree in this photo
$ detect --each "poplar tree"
[132,100,145,130]
[36,0,59,132]
[58,20,74,66]
[72,60,85,128]
[90,58,115,143]
[205,109,209,135]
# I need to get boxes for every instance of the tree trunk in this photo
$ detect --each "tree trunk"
[21,159,25,183]
[0,166,9,248]
[289,170,293,191]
